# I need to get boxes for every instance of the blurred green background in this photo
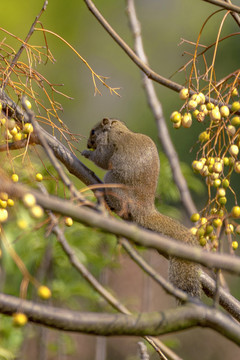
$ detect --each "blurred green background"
[1,1,240,359]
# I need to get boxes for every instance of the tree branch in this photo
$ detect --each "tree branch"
[1,179,240,276]
[0,293,239,344]
[202,0,240,13]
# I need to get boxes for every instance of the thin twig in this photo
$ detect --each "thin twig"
[2,0,48,89]
[202,0,240,13]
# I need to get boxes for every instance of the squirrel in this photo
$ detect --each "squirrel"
[82,118,201,299]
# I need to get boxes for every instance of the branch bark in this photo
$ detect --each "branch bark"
[0,293,239,344]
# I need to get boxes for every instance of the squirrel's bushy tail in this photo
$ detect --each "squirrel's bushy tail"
[169,257,201,299]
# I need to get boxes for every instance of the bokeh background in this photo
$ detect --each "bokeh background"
[1,1,240,359]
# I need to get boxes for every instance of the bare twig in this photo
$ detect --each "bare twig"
[126,0,197,217]
[202,0,240,13]
[2,0,48,89]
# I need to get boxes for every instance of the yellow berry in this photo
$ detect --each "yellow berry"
[200,217,207,225]
[0,200,7,208]
[220,106,230,118]
[191,213,200,222]
[0,103,2,112]
[13,313,28,327]
[173,121,181,129]
[0,117,6,125]
[188,99,198,110]
[234,161,240,174]
[207,102,214,110]
[170,111,182,123]
[0,192,8,201]
[190,227,197,235]
[179,88,189,100]
[218,196,227,205]
[231,87,239,97]
[25,99,32,110]
[8,119,16,130]
[10,126,18,135]
[11,174,19,182]
[222,179,229,188]
[231,206,240,218]
[23,123,33,134]
[65,217,73,227]
[199,131,210,142]
[17,219,28,230]
[23,193,36,208]
[198,92,206,105]
[231,101,240,112]
[38,285,52,300]
[0,208,8,223]
[229,144,239,157]
[205,225,213,235]
[232,241,238,250]
[217,188,226,197]
[35,173,43,182]
[181,113,192,128]
[213,179,221,187]
[199,237,207,246]
[225,224,234,234]
[30,205,44,219]
[197,227,205,238]
[213,218,222,228]
[231,116,240,126]
[210,107,221,121]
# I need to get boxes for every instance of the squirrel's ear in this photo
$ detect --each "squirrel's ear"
[102,118,110,126]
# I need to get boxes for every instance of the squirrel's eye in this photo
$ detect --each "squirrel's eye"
[90,129,95,136]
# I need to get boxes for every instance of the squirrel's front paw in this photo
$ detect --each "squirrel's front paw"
[81,150,92,159]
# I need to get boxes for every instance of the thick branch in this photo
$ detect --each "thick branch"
[1,180,240,276]
[0,293,239,344]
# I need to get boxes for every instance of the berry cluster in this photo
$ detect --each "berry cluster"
[170,87,240,251]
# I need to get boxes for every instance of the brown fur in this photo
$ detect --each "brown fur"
[82,118,201,298]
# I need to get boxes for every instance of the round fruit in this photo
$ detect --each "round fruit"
[198,93,206,105]
[13,313,28,327]
[232,241,238,250]
[218,196,227,205]
[217,188,226,197]
[11,174,19,182]
[231,116,240,126]
[210,107,221,121]
[205,225,213,235]
[0,208,8,223]
[231,206,240,218]
[213,179,221,187]
[35,173,43,182]
[23,193,36,208]
[23,123,33,134]
[25,100,32,109]
[181,113,192,128]
[173,121,181,129]
[30,205,44,219]
[227,125,236,136]
[229,144,239,157]
[65,217,73,227]
[231,88,239,97]
[38,285,52,300]
[220,106,230,117]
[223,157,230,166]
[222,179,229,188]
[190,213,200,222]
[199,237,207,246]
[213,218,222,228]
[234,161,240,174]
[199,131,209,142]
[207,102,214,110]
[188,99,198,110]
[235,225,240,234]
[231,101,240,112]
[179,88,189,100]
[170,111,182,123]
